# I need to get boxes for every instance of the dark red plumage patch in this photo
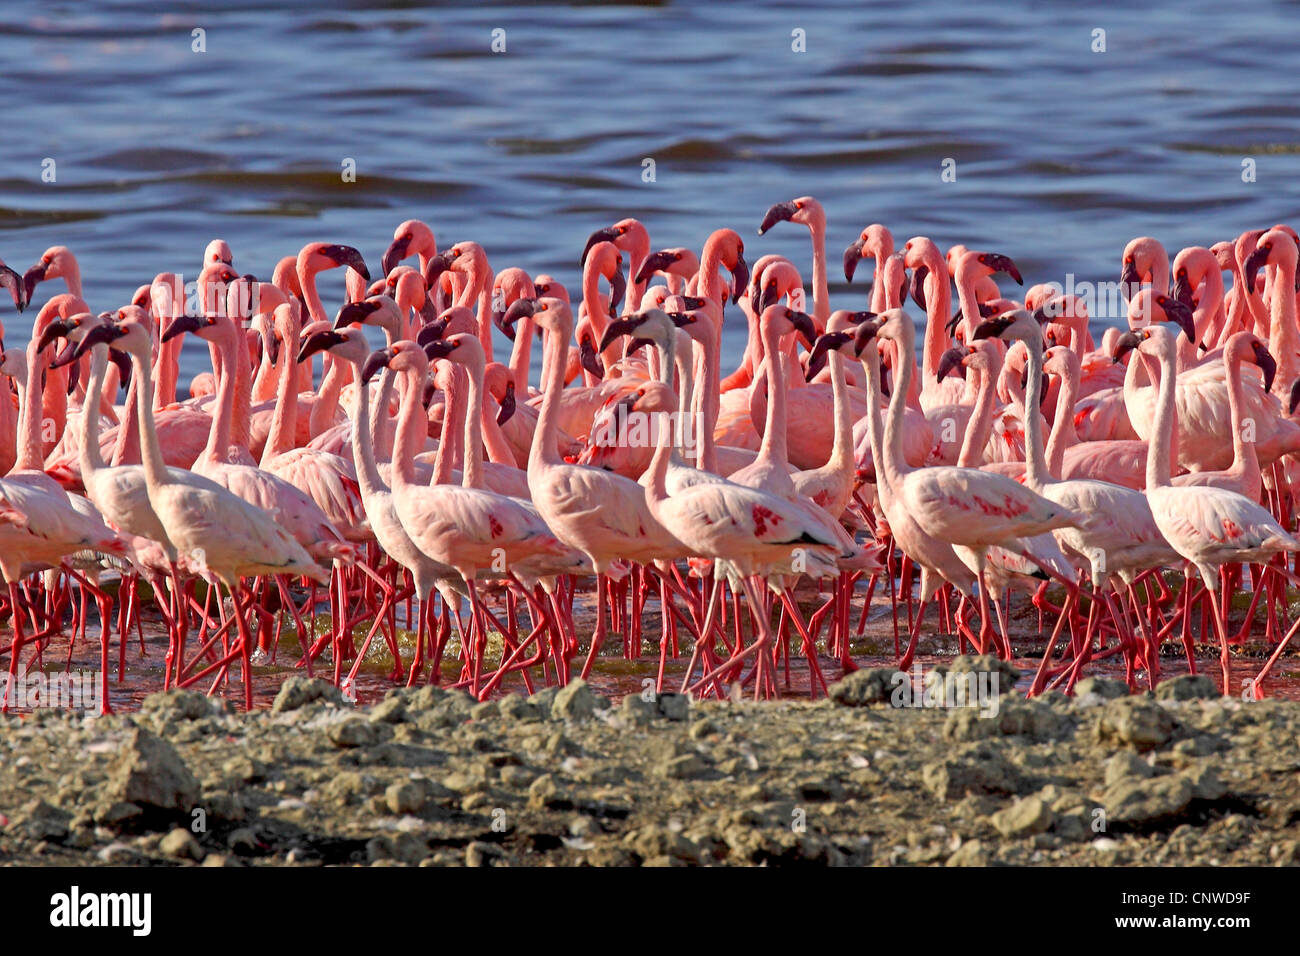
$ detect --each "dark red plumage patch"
[751,504,781,536]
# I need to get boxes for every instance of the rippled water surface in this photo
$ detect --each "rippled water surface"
[3,0,1300,377]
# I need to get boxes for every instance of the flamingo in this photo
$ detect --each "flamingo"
[76,318,326,710]
[1120,324,1299,694]
[363,338,567,696]
[866,308,1082,660]
[502,297,686,678]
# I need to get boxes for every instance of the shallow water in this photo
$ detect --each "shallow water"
[9,579,1299,714]
[3,1,1300,379]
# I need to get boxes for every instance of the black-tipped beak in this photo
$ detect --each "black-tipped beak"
[36,318,74,353]
[72,321,124,360]
[423,338,457,361]
[679,295,707,311]
[945,308,966,337]
[936,346,968,382]
[806,330,852,381]
[51,341,79,370]
[360,348,393,385]
[1154,294,1196,342]
[423,252,453,291]
[608,267,626,315]
[320,244,369,281]
[785,309,817,350]
[1290,378,1300,416]
[580,338,604,379]
[758,282,780,314]
[22,261,48,305]
[1243,245,1269,294]
[0,265,24,313]
[1113,330,1142,363]
[667,311,696,328]
[731,252,748,305]
[65,355,80,393]
[418,317,449,346]
[985,253,1023,285]
[979,253,1022,285]
[415,323,445,349]
[843,239,864,282]
[110,349,132,389]
[335,299,382,329]
[852,320,881,356]
[910,265,930,312]
[1251,341,1278,393]
[492,307,517,341]
[1171,272,1196,310]
[496,381,516,426]
[581,227,619,266]
[161,313,205,343]
[758,200,798,235]
[971,315,1014,341]
[381,235,411,277]
[297,329,344,363]
[1120,259,1141,299]
[501,297,537,332]
[598,315,647,354]
[635,250,678,285]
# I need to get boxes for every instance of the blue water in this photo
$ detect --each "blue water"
[2,0,1299,380]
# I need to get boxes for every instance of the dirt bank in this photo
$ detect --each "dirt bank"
[1,660,1298,867]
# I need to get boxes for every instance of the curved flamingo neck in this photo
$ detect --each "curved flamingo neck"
[129,347,170,495]
[808,220,829,324]
[1223,347,1256,482]
[1045,363,1079,477]
[958,367,997,468]
[1267,257,1299,394]
[858,347,891,503]
[80,346,110,477]
[460,359,486,490]
[13,344,48,473]
[693,324,720,473]
[346,358,386,500]
[1146,343,1177,489]
[455,263,495,363]
[507,317,536,394]
[1020,337,1050,490]
[881,326,916,489]
[530,315,571,473]
[200,329,239,466]
[922,265,953,381]
[261,317,300,464]
[390,365,426,489]
[310,357,346,438]
[755,324,790,467]
[826,346,853,471]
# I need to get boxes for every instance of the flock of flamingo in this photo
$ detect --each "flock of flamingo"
[1,200,1299,713]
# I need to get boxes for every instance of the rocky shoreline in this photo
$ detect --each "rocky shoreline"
[1,659,1297,867]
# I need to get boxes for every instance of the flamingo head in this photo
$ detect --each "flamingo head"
[1244,228,1300,293]
[382,220,436,277]
[21,246,75,305]
[204,239,233,267]
[758,196,822,236]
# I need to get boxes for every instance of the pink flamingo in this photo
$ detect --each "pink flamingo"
[77,319,325,710]
[364,338,567,696]
[503,297,686,678]
[1123,324,1299,694]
